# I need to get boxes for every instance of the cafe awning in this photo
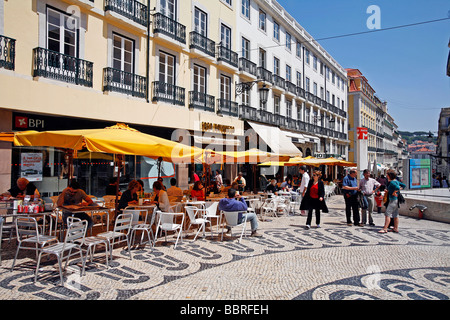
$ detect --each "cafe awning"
[247,121,302,157]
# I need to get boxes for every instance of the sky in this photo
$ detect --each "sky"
[277,0,450,134]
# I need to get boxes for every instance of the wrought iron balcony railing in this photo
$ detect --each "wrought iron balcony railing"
[152,81,185,106]
[103,67,146,98]
[285,81,296,95]
[152,13,186,44]
[0,35,15,71]
[217,99,238,117]
[257,67,273,84]
[272,74,285,89]
[189,31,215,57]
[33,47,93,87]
[238,57,257,77]
[217,45,238,68]
[105,0,148,27]
[189,91,215,112]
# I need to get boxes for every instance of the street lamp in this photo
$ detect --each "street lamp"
[236,80,270,106]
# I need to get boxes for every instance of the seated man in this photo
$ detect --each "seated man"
[57,179,94,230]
[218,188,262,237]
[167,178,183,197]
[2,177,40,199]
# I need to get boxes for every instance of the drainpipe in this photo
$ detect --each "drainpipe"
[146,0,150,103]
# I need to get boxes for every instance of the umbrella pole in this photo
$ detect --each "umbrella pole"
[115,154,123,218]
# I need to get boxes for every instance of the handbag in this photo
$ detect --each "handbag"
[397,191,405,204]
[383,191,389,207]
[357,191,368,209]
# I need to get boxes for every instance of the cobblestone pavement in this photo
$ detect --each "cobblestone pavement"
[0,195,449,301]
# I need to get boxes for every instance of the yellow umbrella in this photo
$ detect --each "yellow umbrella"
[3,123,203,163]
[199,148,291,164]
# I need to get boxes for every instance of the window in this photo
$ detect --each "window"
[193,64,206,93]
[220,74,231,101]
[274,95,280,114]
[160,0,176,20]
[259,10,266,31]
[313,55,317,71]
[313,82,317,96]
[113,34,134,74]
[241,78,250,105]
[273,21,280,41]
[296,71,302,88]
[285,32,291,51]
[320,87,324,99]
[241,0,250,19]
[159,51,175,84]
[286,65,291,82]
[221,24,231,49]
[242,37,250,59]
[296,41,301,58]
[332,71,336,84]
[194,7,207,36]
[47,8,77,57]
[305,77,310,93]
[286,99,292,118]
[222,0,232,5]
[273,57,280,75]
[259,48,266,68]
[305,49,310,64]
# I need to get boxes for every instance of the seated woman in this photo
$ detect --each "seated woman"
[190,181,205,201]
[118,180,140,212]
[151,181,170,212]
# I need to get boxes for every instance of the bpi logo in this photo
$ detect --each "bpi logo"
[357,127,368,140]
[15,116,45,129]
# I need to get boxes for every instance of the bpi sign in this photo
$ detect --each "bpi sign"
[15,116,45,130]
[357,127,368,140]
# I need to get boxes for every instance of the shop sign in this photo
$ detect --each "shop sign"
[201,122,235,134]
[21,153,43,182]
[14,115,45,130]
[357,127,368,140]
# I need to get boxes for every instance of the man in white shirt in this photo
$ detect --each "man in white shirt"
[359,169,381,226]
[299,166,310,216]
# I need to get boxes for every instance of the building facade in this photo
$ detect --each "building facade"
[436,107,450,179]
[0,0,349,196]
[347,68,406,175]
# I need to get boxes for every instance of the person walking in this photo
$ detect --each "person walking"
[359,169,381,226]
[300,170,328,229]
[298,166,310,216]
[342,169,361,226]
[379,171,406,234]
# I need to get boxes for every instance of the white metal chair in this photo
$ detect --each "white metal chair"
[203,202,221,236]
[260,198,277,220]
[125,208,155,248]
[185,206,212,241]
[289,194,302,215]
[67,217,109,275]
[11,217,58,271]
[97,213,133,261]
[220,211,248,243]
[34,218,87,286]
[154,210,184,249]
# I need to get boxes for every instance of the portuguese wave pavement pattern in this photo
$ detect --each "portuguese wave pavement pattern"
[0,195,449,300]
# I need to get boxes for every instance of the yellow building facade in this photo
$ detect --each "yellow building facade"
[0,0,243,195]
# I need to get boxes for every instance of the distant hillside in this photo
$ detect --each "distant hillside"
[399,131,437,145]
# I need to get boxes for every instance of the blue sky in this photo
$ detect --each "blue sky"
[277,0,450,133]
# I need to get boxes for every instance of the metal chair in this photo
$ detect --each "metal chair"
[67,217,109,275]
[97,213,133,261]
[289,194,302,215]
[202,202,221,236]
[220,211,248,243]
[11,217,58,271]
[185,206,212,241]
[154,211,184,249]
[34,219,87,286]
[125,208,155,248]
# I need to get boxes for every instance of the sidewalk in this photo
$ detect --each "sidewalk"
[0,195,449,300]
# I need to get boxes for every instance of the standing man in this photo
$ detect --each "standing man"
[299,166,310,216]
[342,169,361,226]
[359,169,380,226]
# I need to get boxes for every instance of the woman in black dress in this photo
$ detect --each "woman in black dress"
[300,170,328,229]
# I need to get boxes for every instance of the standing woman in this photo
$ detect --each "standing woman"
[379,171,406,234]
[300,170,328,229]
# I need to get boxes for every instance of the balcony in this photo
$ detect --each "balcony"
[0,35,15,71]
[285,81,297,95]
[238,57,257,77]
[217,45,238,68]
[296,87,305,99]
[272,74,285,89]
[33,47,93,87]
[103,67,146,98]
[152,13,186,44]
[189,31,215,58]
[152,81,185,106]
[257,67,273,84]
[189,91,215,113]
[105,0,148,27]
[217,99,238,117]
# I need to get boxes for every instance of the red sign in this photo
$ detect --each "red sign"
[15,116,28,128]
[357,127,368,140]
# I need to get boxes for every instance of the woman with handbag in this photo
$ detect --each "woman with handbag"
[300,170,329,229]
[379,171,406,234]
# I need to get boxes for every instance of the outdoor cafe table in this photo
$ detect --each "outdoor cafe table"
[60,204,111,233]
